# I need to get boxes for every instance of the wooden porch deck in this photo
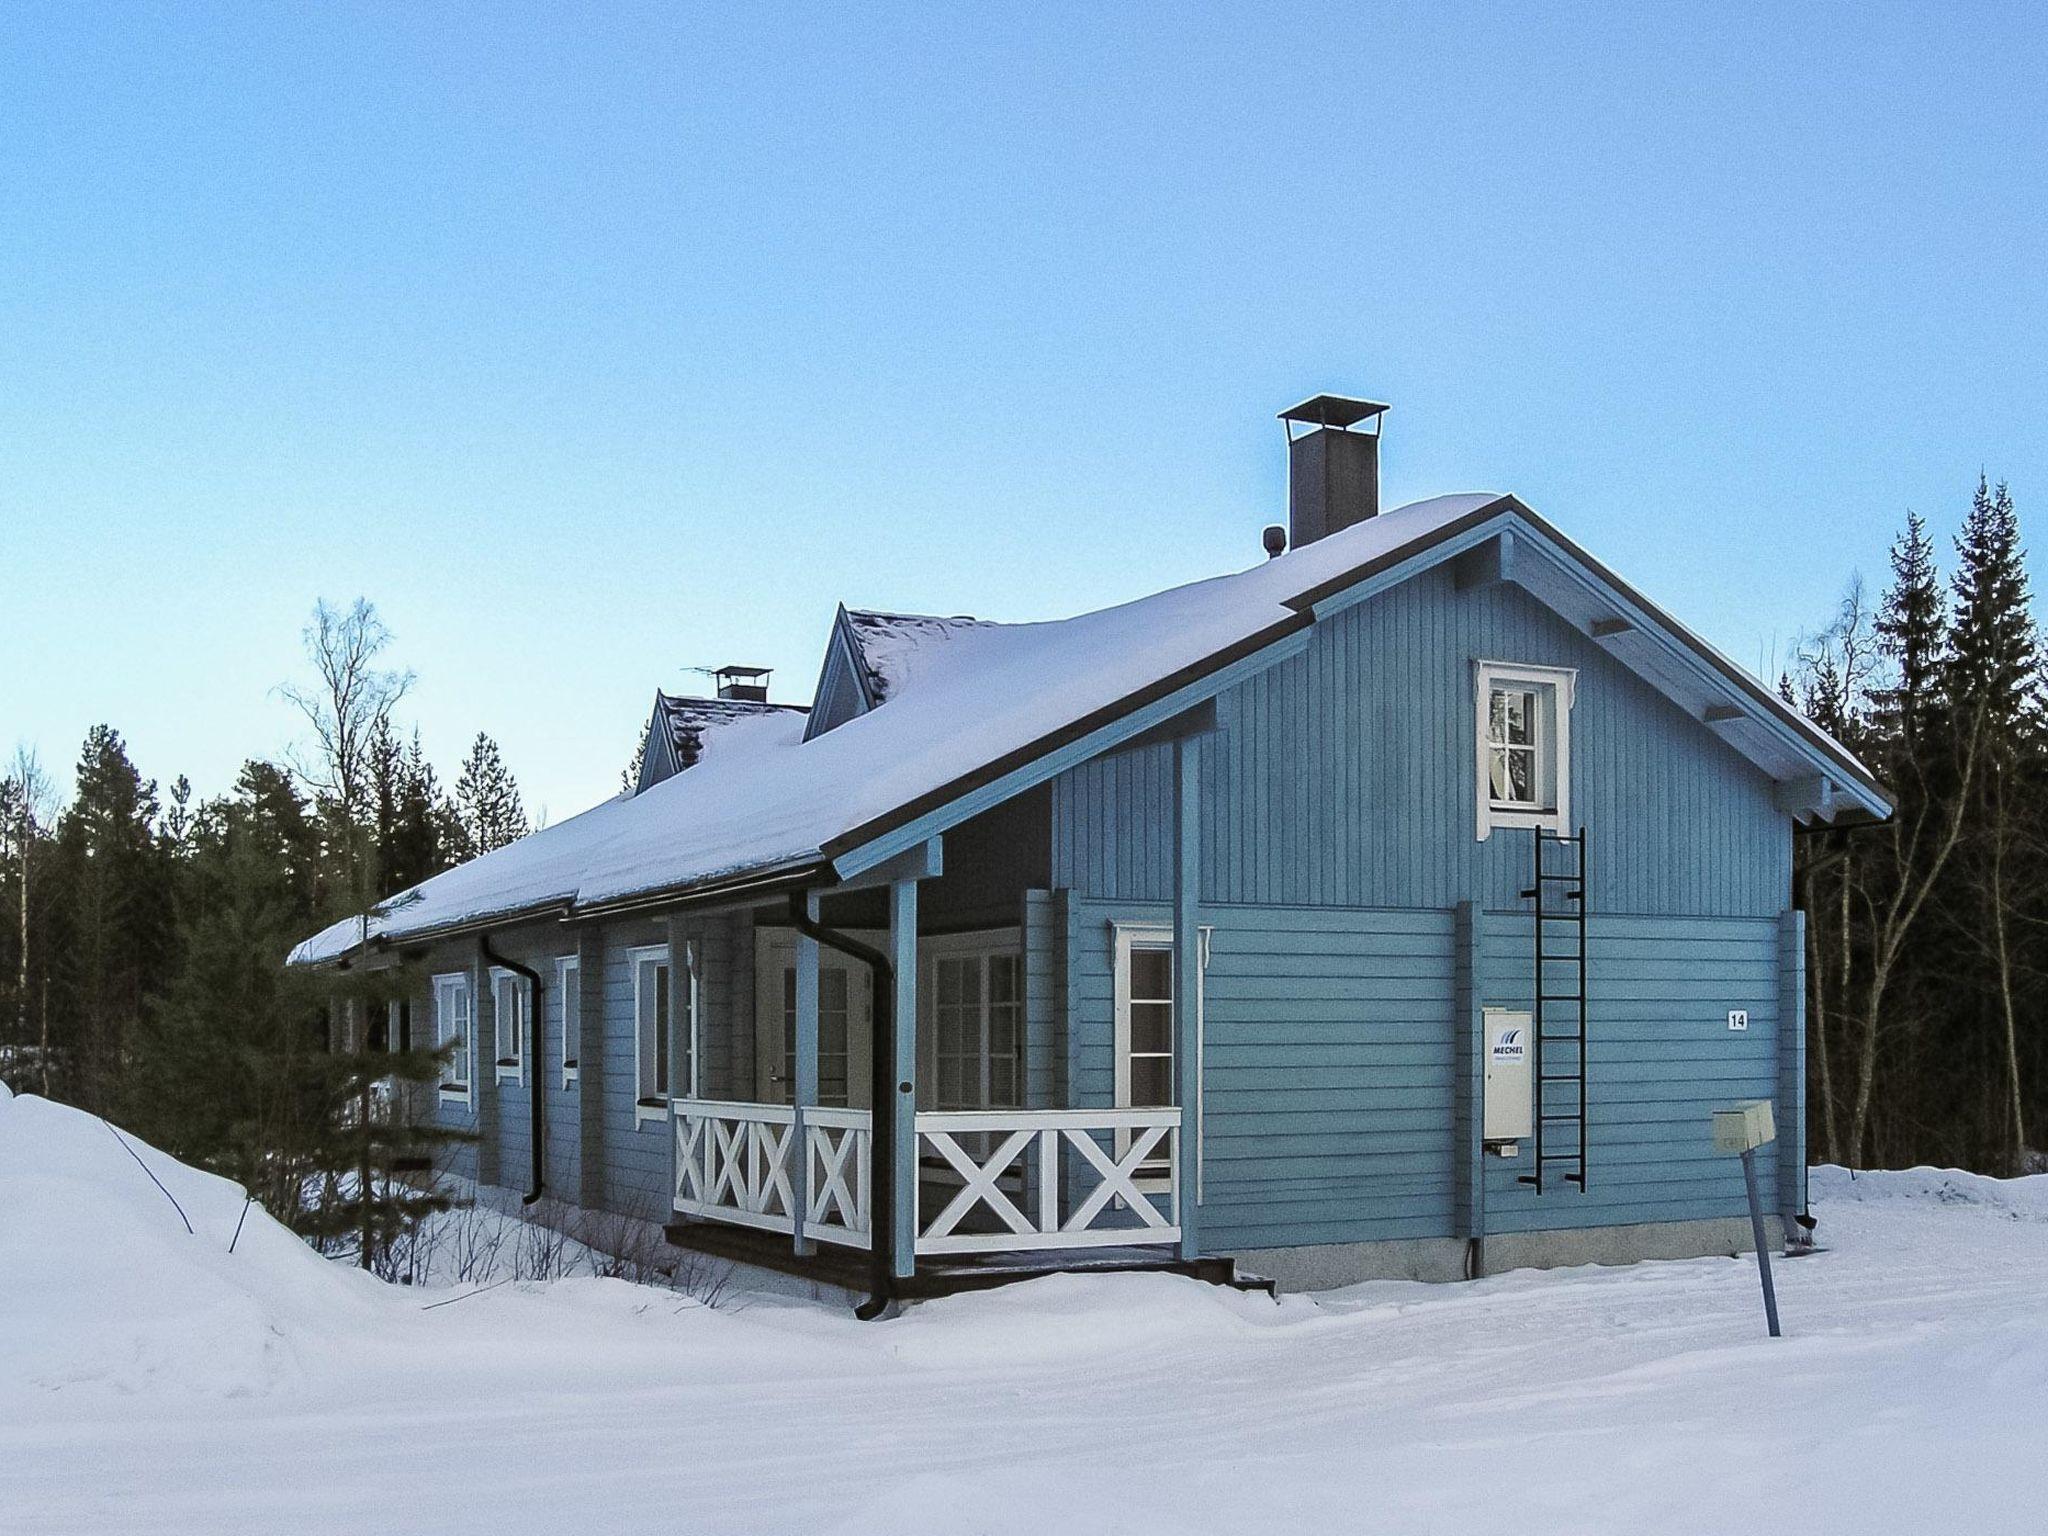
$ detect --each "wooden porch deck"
[662,1217,1274,1302]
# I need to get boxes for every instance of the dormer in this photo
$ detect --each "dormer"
[803,603,990,741]
[634,687,806,794]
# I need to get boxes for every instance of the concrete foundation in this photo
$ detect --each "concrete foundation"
[1234,1214,1788,1294]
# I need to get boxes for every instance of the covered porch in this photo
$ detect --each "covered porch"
[650,731,1213,1298]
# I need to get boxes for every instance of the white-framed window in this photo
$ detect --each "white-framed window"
[631,945,671,1123]
[781,963,853,1106]
[754,929,876,1107]
[1111,923,1209,1190]
[368,998,413,1054]
[557,955,580,1088]
[433,972,473,1103]
[1474,660,1576,840]
[491,968,529,1084]
[924,937,1024,1112]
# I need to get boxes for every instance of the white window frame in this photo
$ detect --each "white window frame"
[1474,660,1576,841]
[433,971,473,1105]
[919,929,1025,1112]
[1110,921,1210,1194]
[556,955,580,1088]
[370,997,412,1055]
[630,944,672,1125]
[490,968,529,1085]
[754,929,878,1108]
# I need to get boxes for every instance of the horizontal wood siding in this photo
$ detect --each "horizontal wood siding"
[1476,911,1781,1232]
[1070,899,1462,1251]
[597,916,673,1222]
[1021,889,1063,1110]
[1053,563,1789,918]
[1055,902,1789,1249]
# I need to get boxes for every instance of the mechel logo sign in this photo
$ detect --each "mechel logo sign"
[1491,1028,1526,1063]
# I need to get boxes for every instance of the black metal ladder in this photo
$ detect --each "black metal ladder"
[1518,826,1588,1194]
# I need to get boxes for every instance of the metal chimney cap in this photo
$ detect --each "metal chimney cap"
[1279,394,1390,431]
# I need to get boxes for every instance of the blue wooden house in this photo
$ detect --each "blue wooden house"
[292,395,1888,1309]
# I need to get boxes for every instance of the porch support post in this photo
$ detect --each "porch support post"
[665,915,688,1217]
[888,876,919,1279]
[1172,734,1202,1261]
[793,893,821,1256]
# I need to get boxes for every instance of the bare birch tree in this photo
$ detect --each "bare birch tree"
[279,598,415,911]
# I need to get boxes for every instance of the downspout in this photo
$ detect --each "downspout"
[788,890,897,1320]
[480,938,546,1206]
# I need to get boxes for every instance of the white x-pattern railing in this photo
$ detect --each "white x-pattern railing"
[801,1105,872,1248]
[674,1101,1180,1258]
[914,1107,1180,1255]
[673,1099,798,1234]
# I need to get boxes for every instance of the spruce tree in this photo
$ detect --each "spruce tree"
[47,726,172,1112]
[303,958,472,1271]
[1944,476,2038,1169]
[380,732,456,894]
[368,717,404,897]
[1873,510,1944,757]
[131,761,327,1206]
[1948,477,2037,730]
[453,733,529,857]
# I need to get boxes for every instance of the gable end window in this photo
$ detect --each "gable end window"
[1474,661,1576,840]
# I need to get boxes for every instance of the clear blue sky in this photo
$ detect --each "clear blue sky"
[4,3,2043,821]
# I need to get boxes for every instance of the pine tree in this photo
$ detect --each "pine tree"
[453,733,528,857]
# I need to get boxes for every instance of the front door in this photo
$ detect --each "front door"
[753,931,877,1108]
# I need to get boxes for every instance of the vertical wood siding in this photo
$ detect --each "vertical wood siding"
[1053,565,1789,917]
[1049,564,1800,1252]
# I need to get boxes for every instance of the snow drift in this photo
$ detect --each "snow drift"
[0,1084,379,1396]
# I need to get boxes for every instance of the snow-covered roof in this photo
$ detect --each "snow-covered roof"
[636,692,806,794]
[290,491,1884,965]
[843,610,995,704]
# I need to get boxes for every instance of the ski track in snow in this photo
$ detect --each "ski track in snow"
[2,1086,2043,1536]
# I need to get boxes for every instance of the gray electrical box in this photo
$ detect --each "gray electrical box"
[1484,1008,1533,1148]
[1713,1100,1777,1155]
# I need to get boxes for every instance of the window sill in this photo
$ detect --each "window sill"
[1480,805,1565,838]
[635,1098,670,1126]
[438,1085,472,1106]
[561,1065,580,1087]
[496,1066,525,1086]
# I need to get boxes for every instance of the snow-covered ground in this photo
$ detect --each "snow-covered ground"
[3,1084,2043,1536]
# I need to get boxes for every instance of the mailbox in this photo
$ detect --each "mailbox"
[1712,1100,1776,1156]
[1483,1008,1533,1148]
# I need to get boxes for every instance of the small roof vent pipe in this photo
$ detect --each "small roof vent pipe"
[1280,393,1389,548]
